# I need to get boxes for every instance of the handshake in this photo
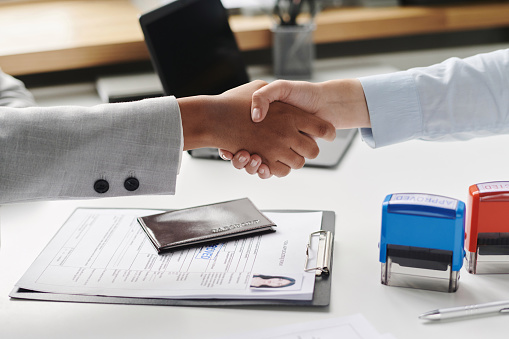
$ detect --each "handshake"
[178,79,370,179]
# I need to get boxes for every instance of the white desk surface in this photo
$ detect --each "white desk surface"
[2,47,509,339]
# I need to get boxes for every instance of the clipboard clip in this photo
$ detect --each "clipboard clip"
[305,230,333,276]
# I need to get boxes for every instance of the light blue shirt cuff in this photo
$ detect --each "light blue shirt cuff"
[358,71,422,148]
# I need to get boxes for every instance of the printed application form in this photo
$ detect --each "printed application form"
[15,208,322,300]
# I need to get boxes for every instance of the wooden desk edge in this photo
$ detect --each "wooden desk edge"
[2,1,509,76]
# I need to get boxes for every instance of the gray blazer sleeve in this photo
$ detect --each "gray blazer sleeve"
[0,68,36,108]
[0,71,182,204]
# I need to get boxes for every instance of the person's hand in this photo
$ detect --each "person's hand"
[218,100,335,177]
[219,80,328,175]
[179,80,336,178]
[222,79,371,175]
[219,150,272,179]
[250,79,370,128]
[251,80,328,123]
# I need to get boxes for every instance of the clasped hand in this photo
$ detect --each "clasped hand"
[220,78,370,178]
[214,80,336,178]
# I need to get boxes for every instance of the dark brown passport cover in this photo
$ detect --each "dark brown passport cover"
[137,198,276,252]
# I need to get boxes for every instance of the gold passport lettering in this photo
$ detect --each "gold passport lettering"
[212,219,260,233]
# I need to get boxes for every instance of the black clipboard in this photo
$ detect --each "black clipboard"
[10,210,334,307]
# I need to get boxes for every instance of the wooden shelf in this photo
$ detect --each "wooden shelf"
[2,0,509,76]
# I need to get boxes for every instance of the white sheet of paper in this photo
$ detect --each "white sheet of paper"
[215,314,394,339]
[15,208,322,300]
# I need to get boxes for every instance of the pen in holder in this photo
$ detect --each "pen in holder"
[272,0,317,79]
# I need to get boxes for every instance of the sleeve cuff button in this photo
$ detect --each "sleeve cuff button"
[124,177,140,191]
[94,179,110,194]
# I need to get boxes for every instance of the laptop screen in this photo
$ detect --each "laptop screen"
[139,0,250,98]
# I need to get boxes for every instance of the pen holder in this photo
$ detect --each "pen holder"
[272,24,315,79]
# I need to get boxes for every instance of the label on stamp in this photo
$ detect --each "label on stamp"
[389,193,458,210]
[477,181,509,193]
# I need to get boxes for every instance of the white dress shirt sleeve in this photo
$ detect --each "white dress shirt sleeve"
[358,48,509,148]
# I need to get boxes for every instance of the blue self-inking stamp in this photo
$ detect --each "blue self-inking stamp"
[380,193,465,292]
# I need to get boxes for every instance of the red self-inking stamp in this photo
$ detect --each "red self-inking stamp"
[466,181,509,274]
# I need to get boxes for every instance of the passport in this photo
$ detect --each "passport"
[137,198,276,253]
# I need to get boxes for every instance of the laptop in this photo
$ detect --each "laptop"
[139,0,249,98]
[139,0,357,168]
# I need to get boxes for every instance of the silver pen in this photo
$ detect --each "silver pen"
[419,300,509,320]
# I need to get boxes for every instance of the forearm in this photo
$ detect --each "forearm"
[317,79,370,129]
[178,95,224,151]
